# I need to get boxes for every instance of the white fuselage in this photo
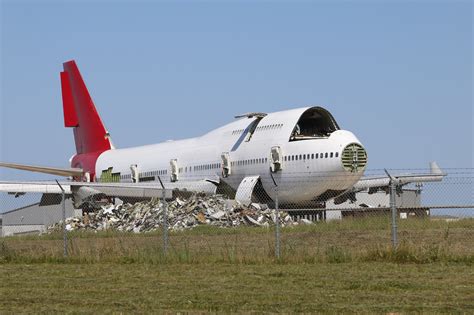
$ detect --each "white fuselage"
[95,107,367,206]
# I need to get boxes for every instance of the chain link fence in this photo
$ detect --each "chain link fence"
[1,168,473,263]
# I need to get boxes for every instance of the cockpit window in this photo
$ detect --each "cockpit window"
[290,107,340,141]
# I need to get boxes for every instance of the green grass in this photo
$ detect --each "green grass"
[1,217,473,313]
[1,262,473,313]
[1,217,473,264]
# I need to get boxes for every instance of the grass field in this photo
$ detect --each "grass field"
[1,262,473,313]
[1,217,473,313]
[2,217,473,264]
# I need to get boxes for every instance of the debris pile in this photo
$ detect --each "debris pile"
[49,194,294,233]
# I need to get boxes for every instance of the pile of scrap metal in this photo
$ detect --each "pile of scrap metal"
[48,194,295,233]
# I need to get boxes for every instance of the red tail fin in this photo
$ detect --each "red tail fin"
[61,60,112,155]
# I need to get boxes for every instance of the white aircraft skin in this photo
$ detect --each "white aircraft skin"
[96,107,365,206]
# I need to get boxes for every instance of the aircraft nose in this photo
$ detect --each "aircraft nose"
[341,143,368,173]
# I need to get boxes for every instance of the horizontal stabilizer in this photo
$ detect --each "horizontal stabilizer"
[353,162,446,191]
[0,162,83,177]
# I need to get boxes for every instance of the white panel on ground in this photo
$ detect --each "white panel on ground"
[235,176,260,206]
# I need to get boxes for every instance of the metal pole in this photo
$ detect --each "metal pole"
[275,187,280,260]
[55,180,68,257]
[62,189,68,257]
[157,177,168,256]
[389,180,398,247]
[162,189,168,255]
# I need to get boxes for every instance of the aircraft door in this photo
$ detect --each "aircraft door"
[130,164,139,183]
[170,159,178,182]
[270,146,283,173]
[221,152,231,177]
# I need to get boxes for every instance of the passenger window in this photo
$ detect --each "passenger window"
[325,153,328,158]
[330,152,333,158]
[299,154,302,160]
[291,155,295,161]
[311,154,314,159]
[303,154,306,160]
[306,154,310,159]
[336,152,339,157]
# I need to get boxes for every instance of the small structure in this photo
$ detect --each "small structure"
[325,187,428,220]
[1,199,80,236]
[286,187,429,222]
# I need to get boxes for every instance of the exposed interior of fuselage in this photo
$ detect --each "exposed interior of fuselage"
[290,107,340,141]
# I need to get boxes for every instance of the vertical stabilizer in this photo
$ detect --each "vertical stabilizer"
[61,60,112,155]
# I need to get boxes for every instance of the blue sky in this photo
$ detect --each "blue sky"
[0,1,472,182]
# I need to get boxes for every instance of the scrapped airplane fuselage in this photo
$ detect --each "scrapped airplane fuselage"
[93,107,367,207]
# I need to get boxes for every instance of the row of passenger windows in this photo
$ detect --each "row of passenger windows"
[256,123,283,131]
[231,129,245,135]
[284,152,339,161]
[115,151,339,180]
[231,158,268,167]
[231,123,284,136]
[126,169,168,179]
[191,163,220,172]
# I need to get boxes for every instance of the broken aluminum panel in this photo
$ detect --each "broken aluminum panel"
[235,175,260,206]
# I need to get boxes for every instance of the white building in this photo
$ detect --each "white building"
[325,188,428,220]
[1,200,80,236]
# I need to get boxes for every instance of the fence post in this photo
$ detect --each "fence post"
[274,187,281,260]
[162,189,169,255]
[55,180,68,257]
[389,179,398,248]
